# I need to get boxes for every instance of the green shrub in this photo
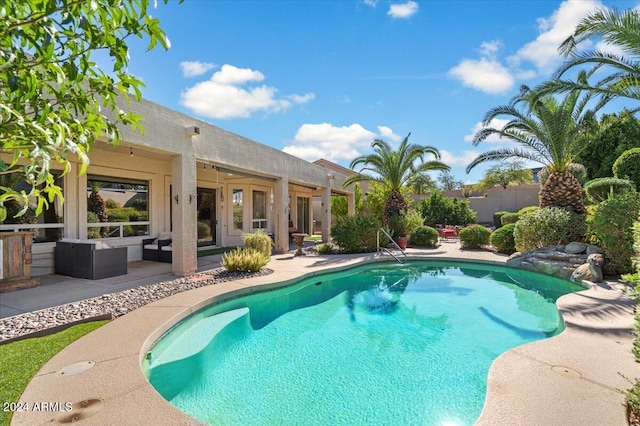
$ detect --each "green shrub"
[584,177,634,203]
[197,221,211,239]
[316,243,333,254]
[613,147,640,191]
[490,223,516,254]
[105,199,120,209]
[330,215,379,253]
[409,226,439,247]
[501,212,520,226]
[517,206,539,217]
[388,208,423,237]
[243,230,272,257]
[459,225,491,249]
[588,190,640,275]
[420,192,477,227]
[87,211,99,223]
[493,211,510,228]
[514,207,586,252]
[222,248,270,273]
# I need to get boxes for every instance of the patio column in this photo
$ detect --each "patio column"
[321,186,331,243]
[273,177,289,253]
[171,151,197,276]
[347,185,356,215]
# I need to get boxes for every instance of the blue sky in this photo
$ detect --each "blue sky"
[122,0,637,184]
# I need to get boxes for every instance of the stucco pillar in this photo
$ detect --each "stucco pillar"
[65,165,79,239]
[273,177,289,253]
[347,186,356,215]
[321,186,331,243]
[171,151,197,276]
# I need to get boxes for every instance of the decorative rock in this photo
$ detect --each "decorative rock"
[0,267,274,342]
[571,263,592,283]
[585,244,604,255]
[507,243,605,283]
[565,242,587,254]
[587,253,605,267]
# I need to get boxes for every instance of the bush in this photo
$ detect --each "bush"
[514,207,587,252]
[197,221,211,239]
[222,248,270,273]
[490,223,516,254]
[420,192,477,227]
[613,147,640,191]
[106,207,148,222]
[87,211,99,223]
[501,212,520,226]
[243,230,272,257]
[409,226,439,247]
[584,177,634,203]
[105,199,120,209]
[588,190,640,275]
[316,243,333,254]
[388,208,423,238]
[517,206,539,217]
[330,215,380,253]
[493,211,510,228]
[459,225,491,249]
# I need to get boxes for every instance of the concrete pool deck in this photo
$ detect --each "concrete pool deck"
[8,242,639,425]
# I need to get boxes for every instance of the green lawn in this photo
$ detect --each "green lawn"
[0,320,109,426]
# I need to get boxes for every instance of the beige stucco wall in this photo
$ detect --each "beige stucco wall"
[2,97,353,276]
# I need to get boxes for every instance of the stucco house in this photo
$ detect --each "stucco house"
[1,98,355,277]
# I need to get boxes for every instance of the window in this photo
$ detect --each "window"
[252,190,267,229]
[87,176,149,238]
[0,173,64,242]
[232,189,243,231]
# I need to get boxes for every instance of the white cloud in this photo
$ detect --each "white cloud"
[377,126,401,142]
[388,1,419,19]
[282,123,400,162]
[463,119,511,143]
[448,57,514,94]
[363,0,379,6]
[509,0,602,73]
[180,64,314,119]
[439,150,482,167]
[180,61,216,78]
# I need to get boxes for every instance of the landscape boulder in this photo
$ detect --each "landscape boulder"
[506,242,604,284]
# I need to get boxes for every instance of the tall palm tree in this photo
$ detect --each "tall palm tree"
[539,7,640,101]
[466,75,609,214]
[344,133,449,222]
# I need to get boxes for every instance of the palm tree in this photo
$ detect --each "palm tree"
[344,133,449,222]
[539,7,640,101]
[466,75,609,214]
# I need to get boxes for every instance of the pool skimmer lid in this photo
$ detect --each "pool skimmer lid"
[57,361,95,376]
[551,365,582,378]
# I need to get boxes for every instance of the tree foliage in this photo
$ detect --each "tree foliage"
[613,147,640,191]
[331,183,363,219]
[476,160,533,190]
[575,110,640,179]
[437,170,463,191]
[0,0,176,221]
[419,191,477,227]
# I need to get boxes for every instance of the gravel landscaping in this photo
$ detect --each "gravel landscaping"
[0,267,273,343]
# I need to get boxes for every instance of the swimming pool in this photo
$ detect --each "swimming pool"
[145,260,584,425]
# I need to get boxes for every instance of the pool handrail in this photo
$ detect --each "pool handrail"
[377,227,407,264]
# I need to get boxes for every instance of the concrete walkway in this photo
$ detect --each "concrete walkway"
[7,242,639,425]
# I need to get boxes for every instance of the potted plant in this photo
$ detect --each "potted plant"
[388,209,424,250]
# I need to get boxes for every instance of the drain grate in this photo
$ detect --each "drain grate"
[54,399,104,424]
[551,365,582,379]
[57,361,95,376]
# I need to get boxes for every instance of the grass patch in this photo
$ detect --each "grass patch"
[197,246,238,257]
[0,320,109,426]
[304,235,322,242]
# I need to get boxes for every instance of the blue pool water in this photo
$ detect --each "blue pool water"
[145,261,584,426]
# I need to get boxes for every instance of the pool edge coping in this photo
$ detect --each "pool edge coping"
[10,250,638,426]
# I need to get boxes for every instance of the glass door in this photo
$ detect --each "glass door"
[197,188,217,246]
[296,196,310,235]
